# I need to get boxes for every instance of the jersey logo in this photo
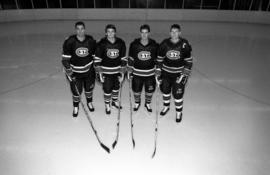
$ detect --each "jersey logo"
[166,50,180,60]
[138,51,151,61]
[107,49,119,59]
[76,47,89,57]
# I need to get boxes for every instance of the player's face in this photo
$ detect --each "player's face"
[106,28,116,39]
[170,28,181,40]
[140,29,150,40]
[76,25,85,37]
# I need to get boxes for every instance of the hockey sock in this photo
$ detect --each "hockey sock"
[112,90,119,102]
[134,92,141,104]
[175,98,183,113]
[85,91,93,103]
[145,92,153,104]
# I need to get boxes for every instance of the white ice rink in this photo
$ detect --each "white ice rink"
[0,20,270,175]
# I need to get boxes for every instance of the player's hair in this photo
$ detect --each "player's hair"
[170,24,181,31]
[105,24,116,32]
[140,24,150,32]
[75,21,85,29]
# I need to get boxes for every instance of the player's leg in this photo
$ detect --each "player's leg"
[144,75,156,112]
[84,69,96,112]
[160,73,172,116]
[103,74,114,114]
[111,73,122,109]
[172,80,185,123]
[70,76,83,117]
[132,75,144,111]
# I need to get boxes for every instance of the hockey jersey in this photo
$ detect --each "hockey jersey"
[128,38,159,77]
[157,37,193,74]
[94,37,127,74]
[62,35,96,74]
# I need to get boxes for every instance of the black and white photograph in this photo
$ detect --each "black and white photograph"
[0,0,270,175]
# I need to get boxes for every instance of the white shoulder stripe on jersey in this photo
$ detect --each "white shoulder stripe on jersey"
[62,54,72,58]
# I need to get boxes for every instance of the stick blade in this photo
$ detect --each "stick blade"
[112,140,117,149]
[100,143,110,153]
[132,139,135,149]
[151,148,156,158]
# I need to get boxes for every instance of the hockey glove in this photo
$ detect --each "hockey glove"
[155,68,161,77]
[120,66,127,74]
[127,72,133,80]
[118,73,124,83]
[65,68,76,82]
[94,66,102,74]
[183,68,191,77]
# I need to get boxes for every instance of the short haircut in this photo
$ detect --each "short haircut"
[75,21,85,28]
[140,24,150,32]
[170,24,181,31]
[105,24,116,32]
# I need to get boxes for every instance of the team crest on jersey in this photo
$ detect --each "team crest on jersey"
[138,51,151,61]
[76,47,89,57]
[166,50,180,60]
[107,49,119,59]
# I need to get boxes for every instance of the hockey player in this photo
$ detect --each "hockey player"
[62,21,96,117]
[156,24,193,123]
[94,24,127,114]
[127,24,159,112]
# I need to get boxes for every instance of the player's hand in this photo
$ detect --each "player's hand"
[183,68,191,77]
[65,69,76,82]
[95,66,102,73]
[155,68,161,77]
[118,73,124,83]
[127,66,133,74]
[127,72,133,80]
[120,67,127,74]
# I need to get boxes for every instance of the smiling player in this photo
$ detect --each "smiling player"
[62,21,96,117]
[156,24,193,123]
[127,24,159,113]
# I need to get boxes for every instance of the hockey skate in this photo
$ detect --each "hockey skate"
[176,112,182,123]
[133,102,141,111]
[87,102,95,112]
[144,103,152,113]
[160,106,170,116]
[112,101,122,109]
[105,103,111,115]
[73,106,79,117]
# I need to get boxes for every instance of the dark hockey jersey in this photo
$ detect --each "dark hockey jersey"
[62,34,96,74]
[128,38,159,77]
[94,37,127,74]
[157,37,193,74]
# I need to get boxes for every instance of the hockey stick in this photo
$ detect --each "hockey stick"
[152,76,160,158]
[128,74,135,149]
[112,73,124,149]
[65,72,110,154]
